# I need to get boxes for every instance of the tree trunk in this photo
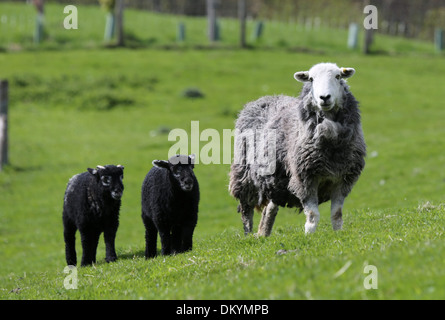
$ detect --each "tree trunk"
[115,0,125,46]
[238,0,247,48]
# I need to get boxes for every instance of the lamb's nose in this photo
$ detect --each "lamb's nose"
[320,94,331,102]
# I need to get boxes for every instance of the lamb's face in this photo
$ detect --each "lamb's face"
[153,154,196,192]
[170,164,195,192]
[294,63,355,112]
[88,165,124,200]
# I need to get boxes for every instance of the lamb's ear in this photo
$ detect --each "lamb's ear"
[117,164,124,170]
[340,67,355,79]
[294,71,310,82]
[189,154,196,168]
[152,160,169,169]
[87,168,98,176]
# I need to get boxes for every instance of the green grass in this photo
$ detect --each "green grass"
[1,3,445,300]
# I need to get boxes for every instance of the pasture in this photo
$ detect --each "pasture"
[1,3,445,300]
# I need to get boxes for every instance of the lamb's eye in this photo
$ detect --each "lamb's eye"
[335,74,340,80]
[172,166,181,175]
[101,176,111,186]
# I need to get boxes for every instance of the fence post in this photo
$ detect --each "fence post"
[238,0,247,48]
[177,22,185,42]
[115,0,125,46]
[435,28,443,52]
[207,0,217,42]
[348,23,359,49]
[253,21,264,41]
[0,80,8,170]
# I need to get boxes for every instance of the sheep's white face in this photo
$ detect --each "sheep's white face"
[294,63,355,112]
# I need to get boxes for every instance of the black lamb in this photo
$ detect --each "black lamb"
[141,154,199,258]
[63,164,124,266]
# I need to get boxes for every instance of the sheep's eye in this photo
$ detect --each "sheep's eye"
[101,176,111,186]
[172,166,182,175]
[335,74,341,80]
[309,77,313,82]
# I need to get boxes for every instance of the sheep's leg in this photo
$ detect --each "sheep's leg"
[179,223,195,253]
[171,225,182,254]
[80,229,100,266]
[158,229,172,255]
[303,197,320,234]
[239,203,254,235]
[104,225,118,263]
[330,189,345,231]
[143,217,158,258]
[257,201,279,237]
[63,219,77,266]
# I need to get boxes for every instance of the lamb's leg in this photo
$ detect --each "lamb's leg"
[303,197,320,234]
[257,201,279,237]
[158,226,172,255]
[330,189,345,231]
[239,203,254,235]
[171,225,181,254]
[104,225,118,263]
[80,229,100,266]
[179,222,196,253]
[63,218,77,266]
[144,219,158,258]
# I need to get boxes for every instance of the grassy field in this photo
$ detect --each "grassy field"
[1,3,445,300]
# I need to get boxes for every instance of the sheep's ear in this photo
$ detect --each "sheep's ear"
[340,67,355,79]
[294,71,310,82]
[87,168,98,176]
[189,154,196,168]
[117,164,124,170]
[152,160,169,169]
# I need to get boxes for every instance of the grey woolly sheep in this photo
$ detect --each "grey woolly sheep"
[229,62,366,235]
[141,154,199,258]
[63,164,124,266]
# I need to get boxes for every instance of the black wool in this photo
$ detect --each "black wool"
[141,155,199,258]
[63,165,124,266]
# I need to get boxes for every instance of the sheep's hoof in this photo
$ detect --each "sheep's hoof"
[304,223,318,234]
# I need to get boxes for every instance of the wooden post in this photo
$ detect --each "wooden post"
[207,0,217,42]
[363,27,373,54]
[435,28,444,52]
[0,80,8,170]
[238,0,247,48]
[363,0,373,54]
[115,0,125,46]
[33,0,45,44]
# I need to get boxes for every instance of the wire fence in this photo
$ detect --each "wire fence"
[1,0,445,47]
[33,0,445,40]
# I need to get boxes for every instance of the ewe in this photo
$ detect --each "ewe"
[229,63,366,235]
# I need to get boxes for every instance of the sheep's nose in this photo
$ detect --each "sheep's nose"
[320,94,331,102]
